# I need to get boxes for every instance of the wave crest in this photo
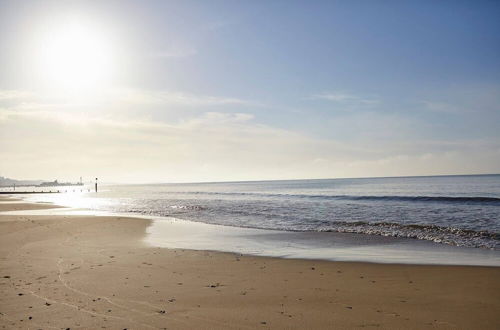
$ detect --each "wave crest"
[319,221,499,250]
[166,191,500,204]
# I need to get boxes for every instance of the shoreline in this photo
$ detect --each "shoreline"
[1,196,500,329]
[16,185,500,252]
[2,195,499,266]
[4,207,500,267]
[2,196,497,268]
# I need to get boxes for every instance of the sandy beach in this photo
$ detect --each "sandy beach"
[1,197,499,329]
[2,0,499,328]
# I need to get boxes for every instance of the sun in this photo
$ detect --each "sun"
[37,18,114,94]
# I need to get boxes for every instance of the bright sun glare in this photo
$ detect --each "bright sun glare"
[37,19,113,93]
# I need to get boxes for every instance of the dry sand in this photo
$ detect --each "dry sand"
[0,199,499,329]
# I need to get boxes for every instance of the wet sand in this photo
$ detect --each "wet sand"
[0,202,64,212]
[0,198,499,329]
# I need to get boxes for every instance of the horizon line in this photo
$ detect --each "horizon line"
[115,173,500,185]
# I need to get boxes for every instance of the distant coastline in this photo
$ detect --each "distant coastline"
[38,179,83,187]
[0,176,84,188]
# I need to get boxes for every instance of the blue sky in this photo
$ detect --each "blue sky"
[0,0,499,182]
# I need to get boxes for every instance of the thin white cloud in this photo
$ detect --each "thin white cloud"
[309,92,379,105]
[0,108,354,181]
[310,92,356,102]
[0,88,259,110]
[1,87,499,182]
[1,108,499,182]
[186,112,254,125]
[118,89,258,107]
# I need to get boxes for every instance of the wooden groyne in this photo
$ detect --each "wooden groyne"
[0,191,60,194]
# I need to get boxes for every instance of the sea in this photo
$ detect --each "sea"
[14,174,500,251]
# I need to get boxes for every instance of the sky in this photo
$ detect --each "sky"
[0,0,499,183]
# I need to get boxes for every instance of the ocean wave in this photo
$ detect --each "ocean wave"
[113,199,500,249]
[127,202,499,249]
[163,191,500,204]
[318,221,499,250]
[337,195,500,203]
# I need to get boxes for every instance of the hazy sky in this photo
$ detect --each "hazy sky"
[1,0,499,183]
